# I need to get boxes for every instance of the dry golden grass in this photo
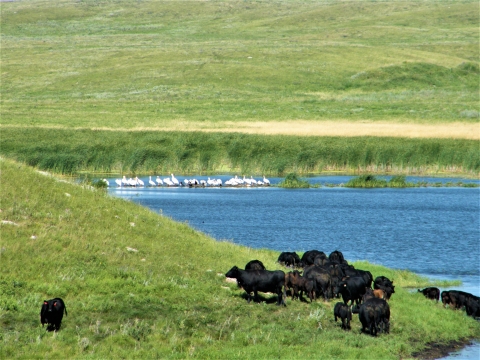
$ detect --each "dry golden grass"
[73,121,480,139]
[4,121,479,139]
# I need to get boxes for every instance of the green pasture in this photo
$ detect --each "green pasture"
[1,127,479,176]
[1,158,478,358]
[1,0,479,128]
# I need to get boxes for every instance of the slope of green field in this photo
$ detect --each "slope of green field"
[1,0,479,128]
[1,158,479,358]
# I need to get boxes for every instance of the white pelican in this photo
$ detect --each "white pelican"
[263,176,270,186]
[171,174,179,186]
[207,177,215,186]
[164,177,173,186]
[121,176,129,186]
[156,176,163,186]
[236,175,243,185]
[149,176,156,187]
[250,176,257,185]
[128,178,136,186]
[135,177,144,187]
[102,179,110,186]
[115,178,122,187]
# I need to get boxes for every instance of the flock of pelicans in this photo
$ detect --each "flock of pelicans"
[102,174,271,188]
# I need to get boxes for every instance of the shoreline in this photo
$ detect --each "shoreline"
[413,339,479,359]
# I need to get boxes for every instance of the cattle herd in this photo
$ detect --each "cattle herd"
[39,249,479,334]
[225,249,480,336]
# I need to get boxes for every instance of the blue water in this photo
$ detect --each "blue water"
[106,175,480,359]
[107,175,479,279]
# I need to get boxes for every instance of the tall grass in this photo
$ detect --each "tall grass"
[1,127,479,176]
[1,158,478,358]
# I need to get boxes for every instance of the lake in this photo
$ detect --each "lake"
[105,175,480,359]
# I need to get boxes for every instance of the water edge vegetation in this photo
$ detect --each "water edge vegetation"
[1,127,479,177]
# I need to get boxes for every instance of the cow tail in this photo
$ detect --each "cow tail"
[64,305,68,316]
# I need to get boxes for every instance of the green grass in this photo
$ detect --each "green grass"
[1,0,479,128]
[278,172,312,188]
[1,158,479,358]
[1,127,479,176]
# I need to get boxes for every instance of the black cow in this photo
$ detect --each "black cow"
[359,298,390,336]
[285,271,315,302]
[277,252,301,268]
[345,268,373,289]
[40,298,67,331]
[334,302,352,330]
[418,287,440,302]
[245,259,266,271]
[465,295,480,318]
[329,250,345,263]
[301,250,326,266]
[225,266,286,306]
[336,276,368,306]
[441,290,470,310]
[313,255,329,267]
[303,265,331,300]
[374,276,395,300]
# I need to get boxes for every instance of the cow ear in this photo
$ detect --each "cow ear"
[54,302,57,306]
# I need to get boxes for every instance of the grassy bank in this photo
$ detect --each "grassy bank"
[1,158,479,358]
[1,127,479,176]
[1,0,479,129]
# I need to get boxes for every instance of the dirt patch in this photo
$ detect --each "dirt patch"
[412,339,475,359]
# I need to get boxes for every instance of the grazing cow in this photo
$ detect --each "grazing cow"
[303,265,331,300]
[277,252,301,268]
[336,276,368,306]
[345,268,373,289]
[40,298,67,331]
[225,266,286,306]
[245,259,266,271]
[301,250,326,266]
[442,290,479,317]
[418,287,440,302]
[359,298,390,336]
[465,295,480,318]
[334,302,352,330]
[374,276,395,300]
[441,290,470,310]
[285,271,315,302]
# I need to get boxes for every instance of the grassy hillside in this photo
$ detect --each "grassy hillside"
[1,127,479,176]
[1,0,479,129]
[1,158,479,358]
